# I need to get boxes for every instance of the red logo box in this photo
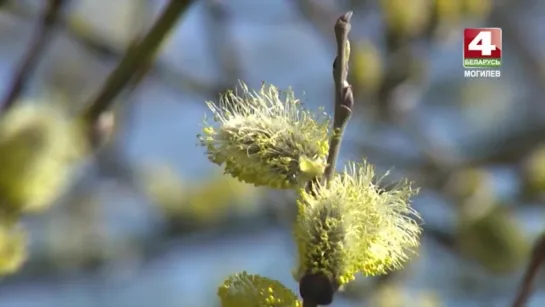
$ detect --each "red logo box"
[463,28,502,68]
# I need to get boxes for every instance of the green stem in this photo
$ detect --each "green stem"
[82,0,192,124]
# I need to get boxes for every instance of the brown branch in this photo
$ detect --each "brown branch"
[323,11,354,183]
[0,0,67,112]
[300,12,354,307]
[3,1,218,98]
[512,234,545,307]
[82,0,193,124]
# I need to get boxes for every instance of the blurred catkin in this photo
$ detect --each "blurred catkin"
[434,0,462,25]
[140,163,186,214]
[380,0,431,42]
[522,145,545,194]
[461,0,492,18]
[448,168,529,273]
[350,40,383,96]
[369,283,443,307]
[142,164,261,223]
[182,174,260,223]
[0,223,27,275]
[0,103,86,217]
[457,204,530,274]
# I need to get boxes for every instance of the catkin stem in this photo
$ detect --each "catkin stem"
[323,11,355,185]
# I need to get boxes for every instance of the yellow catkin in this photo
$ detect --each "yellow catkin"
[0,103,86,215]
[293,161,422,286]
[218,271,301,307]
[198,81,330,189]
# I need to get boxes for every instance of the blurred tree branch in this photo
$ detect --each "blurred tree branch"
[1,0,219,98]
[82,0,192,124]
[0,0,67,112]
[512,234,545,307]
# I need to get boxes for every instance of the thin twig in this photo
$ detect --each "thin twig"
[323,11,354,183]
[301,12,354,307]
[512,234,545,307]
[82,0,192,124]
[0,0,67,112]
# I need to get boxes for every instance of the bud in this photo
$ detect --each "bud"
[88,111,115,149]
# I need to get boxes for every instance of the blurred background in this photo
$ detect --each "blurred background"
[0,0,544,306]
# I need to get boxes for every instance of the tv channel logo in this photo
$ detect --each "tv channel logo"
[463,28,502,69]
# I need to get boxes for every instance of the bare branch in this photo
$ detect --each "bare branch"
[324,11,354,183]
[0,0,67,112]
[82,0,193,124]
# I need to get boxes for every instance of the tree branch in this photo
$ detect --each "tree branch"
[82,0,192,124]
[512,234,545,307]
[324,11,354,183]
[3,1,218,98]
[0,0,67,112]
[300,12,354,307]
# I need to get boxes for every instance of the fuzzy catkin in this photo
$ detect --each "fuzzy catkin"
[199,82,330,189]
[218,271,301,307]
[293,161,422,286]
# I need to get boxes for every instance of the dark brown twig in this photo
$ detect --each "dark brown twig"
[512,234,545,307]
[302,300,317,307]
[82,0,192,125]
[0,0,67,112]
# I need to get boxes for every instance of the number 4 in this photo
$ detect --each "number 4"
[468,31,497,56]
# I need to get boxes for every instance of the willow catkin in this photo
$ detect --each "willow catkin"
[0,222,27,275]
[217,271,301,307]
[293,161,422,287]
[198,82,330,189]
[0,103,86,216]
